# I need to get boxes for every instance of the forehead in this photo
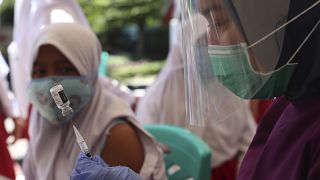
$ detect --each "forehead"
[198,0,224,12]
[36,45,66,60]
[33,44,75,68]
[196,0,227,16]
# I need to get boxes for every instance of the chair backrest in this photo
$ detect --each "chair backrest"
[99,51,109,76]
[144,124,211,180]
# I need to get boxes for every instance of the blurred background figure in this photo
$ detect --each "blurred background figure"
[0,51,24,180]
[136,20,256,180]
[100,77,136,108]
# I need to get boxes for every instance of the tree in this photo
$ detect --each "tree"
[79,0,164,56]
[0,0,14,53]
[0,0,14,26]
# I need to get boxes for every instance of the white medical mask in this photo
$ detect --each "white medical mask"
[27,76,94,125]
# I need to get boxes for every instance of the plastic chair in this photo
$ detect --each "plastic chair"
[99,51,109,76]
[144,124,211,180]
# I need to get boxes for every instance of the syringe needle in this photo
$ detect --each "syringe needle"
[73,125,92,157]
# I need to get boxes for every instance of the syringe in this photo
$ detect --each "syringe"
[50,83,91,157]
[73,125,92,157]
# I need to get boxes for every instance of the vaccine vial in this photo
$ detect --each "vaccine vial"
[50,84,73,116]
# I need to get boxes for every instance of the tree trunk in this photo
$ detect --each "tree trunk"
[136,20,145,58]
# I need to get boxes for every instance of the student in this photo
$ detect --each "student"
[23,23,165,180]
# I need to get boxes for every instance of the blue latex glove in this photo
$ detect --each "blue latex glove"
[71,153,142,180]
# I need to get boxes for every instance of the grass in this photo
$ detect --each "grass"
[107,55,130,66]
[107,55,165,86]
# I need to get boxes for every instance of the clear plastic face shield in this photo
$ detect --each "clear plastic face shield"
[181,0,320,125]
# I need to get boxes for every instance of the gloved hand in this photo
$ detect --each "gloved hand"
[71,152,142,180]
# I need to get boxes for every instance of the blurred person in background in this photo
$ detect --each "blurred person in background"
[0,51,24,180]
[100,77,137,110]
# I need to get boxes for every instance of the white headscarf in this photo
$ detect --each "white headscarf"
[0,52,20,118]
[136,20,257,168]
[8,0,89,118]
[23,23,165,180]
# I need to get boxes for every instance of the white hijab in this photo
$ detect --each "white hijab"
[136,20,257,168]
[8,0,89,118]
[23,23,165,180]
[0,52,20,118]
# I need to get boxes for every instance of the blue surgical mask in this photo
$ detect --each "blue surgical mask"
[27,76,94,125]
[208,43,297,99]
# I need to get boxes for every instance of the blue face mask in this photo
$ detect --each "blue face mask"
[27,76,94,125]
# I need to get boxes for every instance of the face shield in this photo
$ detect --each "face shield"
[181,0,320,125]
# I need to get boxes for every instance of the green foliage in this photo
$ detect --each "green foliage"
[109,60,164,80]
[79,0,164,33]
[0,0,14,26]
[107,55,130,66]
[107,55,164,80]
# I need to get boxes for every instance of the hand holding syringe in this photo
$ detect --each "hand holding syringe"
[50,83,92,157]
[52,85,142,179]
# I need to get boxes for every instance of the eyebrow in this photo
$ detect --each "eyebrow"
[55,58,72,64]
[33,60,43,66]
[200,3,222,16]
[33,59,72,69]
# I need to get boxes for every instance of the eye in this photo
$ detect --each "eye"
[214,18,231,30]
[61,67,76,73]
[58,66,79,76]
[32,66,47,78]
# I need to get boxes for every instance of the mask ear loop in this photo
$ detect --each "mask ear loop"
[247,0,320,49]
[286,18,320,64]
[244,20,319,75]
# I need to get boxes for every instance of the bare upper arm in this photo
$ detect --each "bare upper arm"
[101,122,145,173]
